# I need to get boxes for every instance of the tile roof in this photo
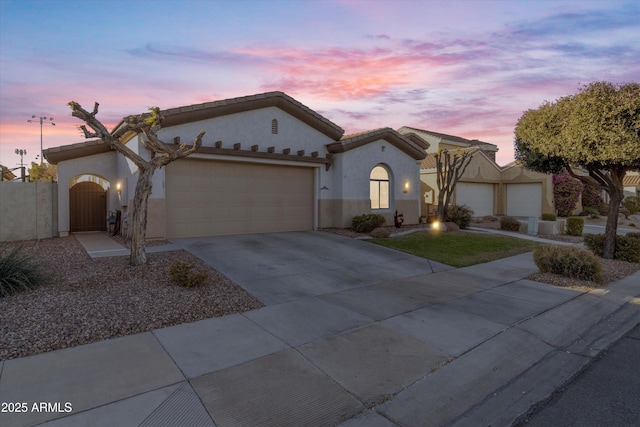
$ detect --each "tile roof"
[157,91,344,140]
[419,146,481,170]
[328,127,427,160]
[399,126,498,150]
[43,140,111,165]
[1,164,17,181]
[624,173,640,186]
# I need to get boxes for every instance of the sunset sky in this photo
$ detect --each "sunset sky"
[1,0,638,169]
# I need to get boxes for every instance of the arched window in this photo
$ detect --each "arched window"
[370,165,390,209]
[271,119,278,134]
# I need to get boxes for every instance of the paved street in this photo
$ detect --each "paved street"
[517,323,640,426]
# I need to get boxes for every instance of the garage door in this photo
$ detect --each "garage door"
[507,183,542,218]
[166,159,314,238]
[455,183,494,217]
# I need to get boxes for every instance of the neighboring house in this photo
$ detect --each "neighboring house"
[1,164,17,181]
[623,171,640,197]
[44,92,427,238]
[398,126,554,218]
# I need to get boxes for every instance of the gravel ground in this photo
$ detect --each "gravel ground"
[0,236,262,361]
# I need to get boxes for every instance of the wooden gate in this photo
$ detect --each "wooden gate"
[70,181,106,232]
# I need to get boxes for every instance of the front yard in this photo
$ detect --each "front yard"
[369,230,537,267]
[0,237,262,361]
[368,229,640,289]
[2,227,639,361]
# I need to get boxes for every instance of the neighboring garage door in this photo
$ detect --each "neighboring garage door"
[455,183,494,217]
[166,159,314,238]
[507,183,542,218]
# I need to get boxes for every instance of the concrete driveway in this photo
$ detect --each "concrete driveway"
[4,231,639,426]
[172,231,452,305]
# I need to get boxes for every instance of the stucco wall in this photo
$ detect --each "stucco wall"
[57,151,118,236]
[331,138,422,227]
[0,182,58,241]
[157,107,334,158]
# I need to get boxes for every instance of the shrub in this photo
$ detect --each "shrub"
[500,216,521,232]
[624,196,640,215]
[533,244,603,283]
[169,261,209,288]
[580,206,600,218]
[351,214,385,233]
[0,244,47,297]
[581,178,604,210]
[619,207,631,219]
[583,234,605,256]
[616,236,640,262]
[541,213,557,221]
[552,170,583,217]
[445,204,474,229]
[566,217,584,236]
[583,233,640,263]
[598,203,610,216]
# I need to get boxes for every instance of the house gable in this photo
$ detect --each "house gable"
[327,127,427,160]
[398,126,498,161]
[118,91,344,143]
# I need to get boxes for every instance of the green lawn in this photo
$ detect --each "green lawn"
[369,231,537,267]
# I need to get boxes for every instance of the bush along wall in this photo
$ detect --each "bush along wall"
[566,217,584,236]
[351,214,386,233]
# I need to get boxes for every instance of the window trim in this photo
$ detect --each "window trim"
[370,165,390,210]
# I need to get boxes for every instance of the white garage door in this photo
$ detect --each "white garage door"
[455,183,494,217]
[166,159,314,238]
[507,183,542,218]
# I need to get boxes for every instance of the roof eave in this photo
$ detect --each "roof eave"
[43,140,112,164]
[160,91,344,140]
[328,128,426,160]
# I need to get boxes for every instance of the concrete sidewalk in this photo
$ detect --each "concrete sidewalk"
[1,233,638,426]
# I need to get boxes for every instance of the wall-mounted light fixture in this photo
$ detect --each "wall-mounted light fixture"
[403,181,410,194]
[116,182,121,195]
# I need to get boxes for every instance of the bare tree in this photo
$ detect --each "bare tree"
[69,102,205,266]
[434,148,474,221]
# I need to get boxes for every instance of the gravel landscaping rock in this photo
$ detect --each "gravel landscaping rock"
[0,236,262,361]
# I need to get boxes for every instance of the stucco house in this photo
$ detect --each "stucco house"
[1,164,17,181]
[398,126,554,219]
[44,92,427,238]
[623,171,640,197]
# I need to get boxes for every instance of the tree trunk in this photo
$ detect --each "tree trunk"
[437,190,446,221]
[130,166,155,266]
[602,183,624,259]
